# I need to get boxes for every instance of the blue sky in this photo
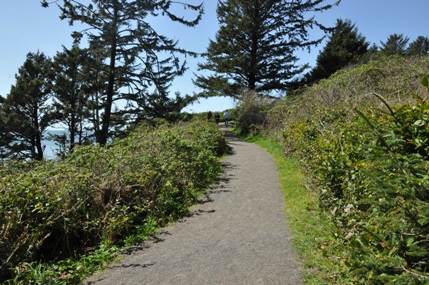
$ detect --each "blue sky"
[1,1,428,113]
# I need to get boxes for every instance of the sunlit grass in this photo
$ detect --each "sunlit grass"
[247,134,343,284]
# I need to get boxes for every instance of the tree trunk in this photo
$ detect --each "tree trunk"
[98,2,118,145]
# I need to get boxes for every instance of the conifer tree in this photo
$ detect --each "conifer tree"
[1,52,54,160]
[194,0,340,99]
[51,45,93,153]
[0,97,12,161]
[42,0,203,145]
[407,36,429,57]
[306,18,369,83]
[380,33,410,56]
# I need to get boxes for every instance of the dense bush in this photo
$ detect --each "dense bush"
[0,120,227,283]
[313,95,429,283]
[233,90,273,135]
[276,56,429,156]
[266,56,429,283]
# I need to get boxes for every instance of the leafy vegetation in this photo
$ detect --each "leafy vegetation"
[233,90,272,135]
[2,1,429,283]
[0,120,227,284]
[254,55,429,283]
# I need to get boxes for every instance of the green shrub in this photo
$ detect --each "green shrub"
[340,96,429,283]
[299,94,429,283]
[273,56,429,158]
[234,90,272,135]
[0,120,227,284]
[266,56,429,283]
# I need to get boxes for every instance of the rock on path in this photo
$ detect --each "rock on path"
[85,128,303,285]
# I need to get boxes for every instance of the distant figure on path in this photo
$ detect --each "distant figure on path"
[214,112,220,126]
[223,110,230,127]
[207,111,212,121]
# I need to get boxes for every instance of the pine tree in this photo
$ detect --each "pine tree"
[407,36,429,57]
[42,0,203,145]
[306,18,369,83]
[194,0,340,99]
[132,90,196,122]
[51,45,93,153]
[0,97,12,161]
[380,33,410,56]
[1,52,54,160]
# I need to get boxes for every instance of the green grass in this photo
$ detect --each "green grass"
[246,134,344,284]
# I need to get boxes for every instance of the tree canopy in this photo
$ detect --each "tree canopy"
[407,36,429,57]
[194,0,340,99]
[50,45,92,153]
[380,33,410,56]
[42,0,204,145]
[305,18,369,83]
[0,52,54,160]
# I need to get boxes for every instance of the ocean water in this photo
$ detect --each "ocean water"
[43,129,93,159]
[42,129,66,159]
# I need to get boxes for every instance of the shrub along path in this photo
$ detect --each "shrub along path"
[86,127,303,285]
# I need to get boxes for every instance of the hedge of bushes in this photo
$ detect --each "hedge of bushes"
[0,120,227,284]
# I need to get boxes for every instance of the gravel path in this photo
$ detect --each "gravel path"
[85,128,303,285]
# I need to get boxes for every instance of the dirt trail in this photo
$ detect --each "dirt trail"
[85,128,303,285]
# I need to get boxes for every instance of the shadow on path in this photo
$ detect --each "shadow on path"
[84,126,303,285]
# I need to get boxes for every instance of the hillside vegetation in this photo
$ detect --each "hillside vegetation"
[256,55,429,284]
[3,55,429,285]
[0,120,227,284]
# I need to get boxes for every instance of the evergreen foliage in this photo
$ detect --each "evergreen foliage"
[380,33,410,56]
[407,35,429,57]
[42,0,204,145]
[233,90,272,135]
[305,18,369,83]
[194,0,340,99]
[50,45,94,153]
[0,52,54,160]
